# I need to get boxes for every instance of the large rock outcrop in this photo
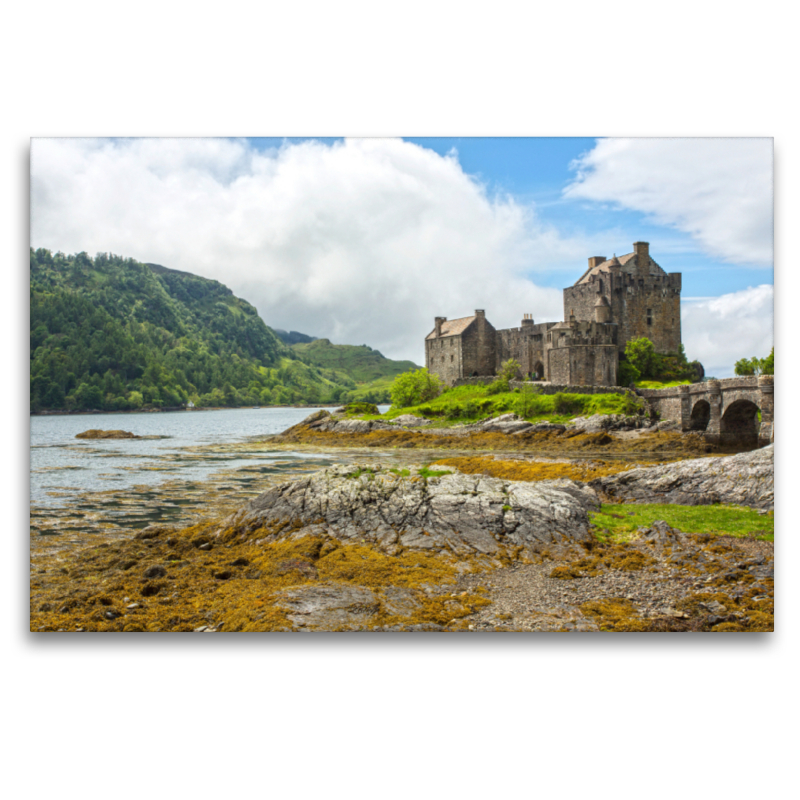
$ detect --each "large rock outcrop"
[219,464,600,558]
[590,445,773,510]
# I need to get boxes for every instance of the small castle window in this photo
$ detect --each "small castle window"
[647,309,653,326]
[441,356,445,363]
[450,355,454,362]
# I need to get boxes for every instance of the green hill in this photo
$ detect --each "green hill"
[291,339,419,383]
[29,249,406,411]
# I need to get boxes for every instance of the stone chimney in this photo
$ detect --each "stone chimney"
[633,241,650,274]
[475,309,485,318]
[435,316,446,337]
[521,313,534,328]
[588,256,607,269]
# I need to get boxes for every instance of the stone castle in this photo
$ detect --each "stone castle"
[425,242,682,387]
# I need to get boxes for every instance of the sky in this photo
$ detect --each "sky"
[30,137,774,378]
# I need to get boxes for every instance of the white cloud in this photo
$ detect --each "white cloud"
[682,285,773,377]
[565,138,773,267]
[31,137,586,363]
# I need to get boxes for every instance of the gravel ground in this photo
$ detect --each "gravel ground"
[450,528,774,632]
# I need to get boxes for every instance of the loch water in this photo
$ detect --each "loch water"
[29,407,387,543]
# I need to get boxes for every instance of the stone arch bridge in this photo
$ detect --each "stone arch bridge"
[639,376,773,447]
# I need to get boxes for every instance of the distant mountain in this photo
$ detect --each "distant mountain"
[273,329,318,345]
[29,250,409,411]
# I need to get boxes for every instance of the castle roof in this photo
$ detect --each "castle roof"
[425,315,475,340]
[574,251,667,285]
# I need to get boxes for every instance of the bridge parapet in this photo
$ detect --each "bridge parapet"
[641,375,773,446]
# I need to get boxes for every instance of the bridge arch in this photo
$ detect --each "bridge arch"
[689,399,711,431]
[720,398,760,446]
[533,361,544,380]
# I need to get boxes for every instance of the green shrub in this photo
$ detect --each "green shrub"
[341,402,380,416]
[618,361,641,386]
[389,368,443,409]
[553,392,588,416]
[485,377,509,395]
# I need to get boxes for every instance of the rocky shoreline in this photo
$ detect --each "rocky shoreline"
[30,443,774,633]
[269,409,721,456]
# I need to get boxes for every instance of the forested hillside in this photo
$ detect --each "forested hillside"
[29,250,410,411]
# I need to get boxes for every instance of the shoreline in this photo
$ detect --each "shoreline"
[30,413,774,633]
[30,450,774,633]
[30,403,353,417]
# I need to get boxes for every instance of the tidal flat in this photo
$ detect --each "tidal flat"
[30,409,774,633]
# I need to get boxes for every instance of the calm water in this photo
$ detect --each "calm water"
[29,407,389,544]
[30,407,365,507]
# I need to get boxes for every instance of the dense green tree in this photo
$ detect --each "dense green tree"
[624,338,658,380]
[29,248,400,412]
[390,368,443,409]
[735,348,774,377]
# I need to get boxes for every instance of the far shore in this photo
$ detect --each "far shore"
[30,403,362,417]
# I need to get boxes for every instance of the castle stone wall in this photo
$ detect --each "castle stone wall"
[451,377,630,395]
[425,332,462,386]
[495,322,551,377]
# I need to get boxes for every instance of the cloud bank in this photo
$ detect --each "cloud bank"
[681,285,773,378]
[31,137,773,372]
[565,138,773,267]
[31,137,581,363]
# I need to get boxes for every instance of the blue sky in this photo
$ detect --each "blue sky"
[31,136,774,375]
[245,136,773,300]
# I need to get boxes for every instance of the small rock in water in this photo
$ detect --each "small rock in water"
[75,429,138,440]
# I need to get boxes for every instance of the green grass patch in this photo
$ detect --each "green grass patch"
[417,467,452,479]
[382,383,645,424]
[635,380,692,389]
[591,503,773,544]
[346,467,376,480]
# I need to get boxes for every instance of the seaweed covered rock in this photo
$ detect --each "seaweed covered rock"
[75,429,139,439]
[566,414,652,434]
[218,464,600,558]
[590,444,774,510]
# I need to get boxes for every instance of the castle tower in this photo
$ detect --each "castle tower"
[594,294,611,323]
[563,241,682,356]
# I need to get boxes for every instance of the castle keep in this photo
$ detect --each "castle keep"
[425,242,682,386]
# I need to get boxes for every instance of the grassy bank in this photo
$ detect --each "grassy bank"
[377,384,645,426]
[590,504,773,543]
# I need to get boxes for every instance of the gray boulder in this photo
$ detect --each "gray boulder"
[480,413,533,434]
[391,414,432,427]
[590,445,774,510]
[567,414,650,434]
[218,464,600,558]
